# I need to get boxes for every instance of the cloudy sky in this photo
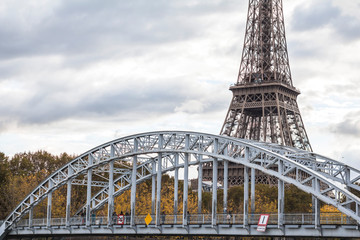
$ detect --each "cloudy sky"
[0,0,359,169]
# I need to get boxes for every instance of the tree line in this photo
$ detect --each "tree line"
[0,151,340,220]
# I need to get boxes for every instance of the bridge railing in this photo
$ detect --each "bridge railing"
[284,213,313,225]
[13,213,356,228]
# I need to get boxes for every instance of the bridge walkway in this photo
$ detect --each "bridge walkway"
[8,213,360,238]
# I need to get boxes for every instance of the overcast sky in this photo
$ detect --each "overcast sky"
[0,0,359,170]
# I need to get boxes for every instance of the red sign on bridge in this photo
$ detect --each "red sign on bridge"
[257,214,270,232]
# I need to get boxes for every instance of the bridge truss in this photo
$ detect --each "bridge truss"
[1,131,360,238]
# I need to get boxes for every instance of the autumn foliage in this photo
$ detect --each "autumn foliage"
[0,150,345,221]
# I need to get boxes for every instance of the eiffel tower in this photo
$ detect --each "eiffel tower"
[203,0,312,186]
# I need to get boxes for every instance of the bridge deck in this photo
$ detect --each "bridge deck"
[14,213,357,226]
[9,224,360,238]
[7,214,360,238]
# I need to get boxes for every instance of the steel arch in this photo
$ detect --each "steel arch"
[81,140,360,216]
[2,131,360,235]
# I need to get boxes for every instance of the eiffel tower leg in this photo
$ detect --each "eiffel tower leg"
[276,94,285,146]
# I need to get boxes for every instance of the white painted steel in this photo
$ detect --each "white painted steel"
[2,131,360,239]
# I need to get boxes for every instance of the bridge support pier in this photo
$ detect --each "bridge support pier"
[212,158,218,226]
[212,139,218,226]
[29,195,34,228]
[86,154,93,227]
[223,158,228,213]
[130,138,138,227]
[313,178,320,228]
[183,154,189,226]
[278,160,284,228]
[183,134,190,226]
[107,160,114,226]
[244,166,249,226]
[345,168,352,223]
[66,166,73,227]
[251,168,255,214]
[312,165,320,228]
[174,154,179,222]
[243,147,249,227]
[47,180,53,228]
[197,155,203,214]
[156,135,163,226]
[152,160,156,216]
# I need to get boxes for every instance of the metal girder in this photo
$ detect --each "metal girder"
[7,223,360,238]
[2,131,360,237]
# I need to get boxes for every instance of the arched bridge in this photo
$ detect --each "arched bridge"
[1,131,360,239]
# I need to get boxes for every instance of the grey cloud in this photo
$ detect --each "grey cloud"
[324,80,360,98]
[0,0,238,131]
[291,0,340,31]
[0,0,240,64]
[341,149,360,169]
[0,76,228,126]
[291,0,360,41]
[287,40,321,59]
[7,82,183,124]
[0,63,19,79]
[330,111,360,137]
[332,15,360,40]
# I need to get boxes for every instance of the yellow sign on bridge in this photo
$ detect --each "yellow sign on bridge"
[145,213,152,225]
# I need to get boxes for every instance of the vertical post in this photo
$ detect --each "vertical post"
[244,167,249,226]
[243,147,249,227]
[107,161,114,226]
[197,155,203,214]
[312,164,320,228]
[345,168,351,207]
[278,160,284,227]
[345,168,351,186]
[314,178,320,228]
[86,154,93,227]
[29,195,34,227]
[251,168,255,214]
[47,180,53,227]
[156,134,163,226]
[183,134,190,226]
[174,154,179,221]
[345,168,351,223]
[223,152,229,213]
[151,160,156,215]
[66,166,73,227]
[223,161,229,213]
[130,138,138,227]
[212,138,218,226]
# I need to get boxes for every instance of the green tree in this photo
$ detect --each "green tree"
[0,152,10,219]
[284,185,312,213]
[228,186,244,213]
[202,191,212,213]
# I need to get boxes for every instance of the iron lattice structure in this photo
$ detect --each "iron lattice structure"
[221,0,311,150]
[204,0,312,186]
